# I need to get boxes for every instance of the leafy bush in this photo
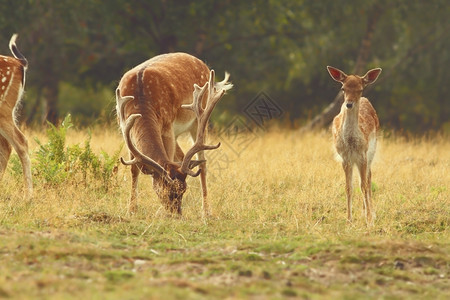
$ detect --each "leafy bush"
[10,114,122,192]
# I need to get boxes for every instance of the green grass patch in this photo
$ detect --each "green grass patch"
[1,129,449,299]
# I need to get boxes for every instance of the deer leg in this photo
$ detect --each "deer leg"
[0,135,12,179]
[190,125,211,217]
[358,161,373,225]
[361,170,367,216]
[342,162,353,222]
[367,168,375,223]
[162,129,176,161]
[0,126,32,196]
[198,150,211,217]
[129,162,140,214]
[174,142,185,162]
[13,127,32,196]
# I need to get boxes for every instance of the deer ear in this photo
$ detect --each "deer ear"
[362,68,382,86]
[327,66,347,83]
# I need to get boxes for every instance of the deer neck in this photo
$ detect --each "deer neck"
[132,117,172,168]
[342,101,361,137]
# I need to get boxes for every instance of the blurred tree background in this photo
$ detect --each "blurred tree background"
[0,0,448,133]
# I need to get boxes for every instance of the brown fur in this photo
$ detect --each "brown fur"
[0,34,32,196]
[117,53,225,215]
[119,53,210,168]
[328,66,382,225]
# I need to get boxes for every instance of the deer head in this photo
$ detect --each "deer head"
[327,66,382,109]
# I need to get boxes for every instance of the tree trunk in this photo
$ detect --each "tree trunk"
[302,4,385,132]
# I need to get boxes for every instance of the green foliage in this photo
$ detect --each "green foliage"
[57,83,116,126]
[1,1,449,132]
[10,114,122,191]
[7,156,24,182]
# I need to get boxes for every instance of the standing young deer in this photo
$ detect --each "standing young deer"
[327,66,382,225]
[116,53,232,216]
[0,34,32,196]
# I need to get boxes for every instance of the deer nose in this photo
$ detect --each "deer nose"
[346,102,353,109]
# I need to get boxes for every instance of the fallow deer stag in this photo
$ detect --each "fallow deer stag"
[327,66,382,225]
[116,53,232,216]
[0,34,32,196]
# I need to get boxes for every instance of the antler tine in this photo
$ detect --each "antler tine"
[116,89,173,183]
[215,72,233,92]
[181,82,209,115]
[116,88,134,125]
[180,70,229,177]
[119,113,143,165]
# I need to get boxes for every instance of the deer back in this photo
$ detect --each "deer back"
[0,55,26,118]
[117,53,210,166]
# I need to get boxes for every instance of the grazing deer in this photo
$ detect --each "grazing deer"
[327,66,382,225]
[116,53,232,216]
[0,34,32,196]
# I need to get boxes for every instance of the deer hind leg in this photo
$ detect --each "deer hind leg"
[367,136,376,222]
[342,162,353,222]
[0,125,32,196]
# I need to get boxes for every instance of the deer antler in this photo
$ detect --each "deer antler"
[180,70,231,177]
[116,88,173,183]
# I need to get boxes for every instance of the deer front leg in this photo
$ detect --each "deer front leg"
[129,163,140,215]
[343,162,353,222]
[162,130,176,161]
[197,150,211,217]
[188,125,211,218]
[174,142,185,163]
[366,168,375,225]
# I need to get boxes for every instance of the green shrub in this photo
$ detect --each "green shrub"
[10,114,122,192]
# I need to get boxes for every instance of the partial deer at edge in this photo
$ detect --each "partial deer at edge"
[0,34,32,196]
[116,53,232,216]
[327,66,382,225]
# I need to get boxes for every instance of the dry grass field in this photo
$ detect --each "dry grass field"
[0,125,448,299]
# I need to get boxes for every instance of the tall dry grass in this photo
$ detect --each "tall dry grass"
[1,126,448,241]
